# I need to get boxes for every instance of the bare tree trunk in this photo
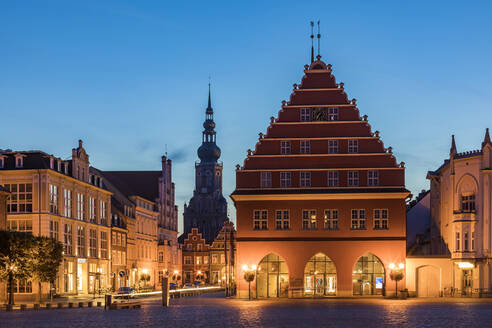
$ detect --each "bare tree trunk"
[38,281,42,303]
[8,272,14,305]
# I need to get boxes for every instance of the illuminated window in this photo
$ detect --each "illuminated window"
[184,256,192,265]
[158,252,164,263]
[275,210,290,230]
[472,232,475,251]
[77,193,84,220]
[89,229,97,257]
[64,189,72,217]
[348,171,359,186]
[368,171,379,186]
[12,279,32,294]
[7,219,32,233]
[64,224,73,255]
[280,172,291,187]
[324,210,339,230]
[280,141,291,154]
[327,171,339,187]
[348,140,358,153]
[351,209,366,230]
[373,209,388,230]
[49,184,58,214]
[300,108,311,121]
[328,140,338,153]
[300,140,310,154]
[50,220,59,240]
[77,226,86,257]
[261,172,272,188]
[100,231,108,258]
[328,108,338,120]
[253,210,268,230]
[300,171,311,187]
[89,197,96,223]
[100,201,107,225]
[212,254,218,264]
[302,209,317,230]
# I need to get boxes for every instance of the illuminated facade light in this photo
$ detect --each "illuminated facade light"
[457,262,474,269]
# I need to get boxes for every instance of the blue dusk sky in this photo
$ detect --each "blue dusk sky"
[1,1,491,233]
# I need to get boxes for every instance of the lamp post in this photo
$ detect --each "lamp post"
[389,263,404,298]
[172,270,181,287]
[242,264,257,300]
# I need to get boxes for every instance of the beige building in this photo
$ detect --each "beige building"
[0,185,8,229]
[0,141,112,301]
[407,129,492,297]
[209,220,236,287]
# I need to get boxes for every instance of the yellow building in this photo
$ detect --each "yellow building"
[0,141,112,301]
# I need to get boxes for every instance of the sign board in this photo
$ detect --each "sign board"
[375,276,383,289]
[119,270,126,277]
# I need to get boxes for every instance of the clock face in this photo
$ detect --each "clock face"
[311,108,327,121]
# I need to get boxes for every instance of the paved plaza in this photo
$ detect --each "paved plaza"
[2,293,492,328]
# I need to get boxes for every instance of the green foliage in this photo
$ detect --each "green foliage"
[0,230,63,283]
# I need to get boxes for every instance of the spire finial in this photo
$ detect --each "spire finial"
[483,128,491,148]
[207,76,212,110]
[317,20,321,57]
[450,134,457,157]
[310,21,314,63]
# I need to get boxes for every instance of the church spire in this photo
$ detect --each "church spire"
[450,134,457,157]
[207,82,212,113]
[483,128,491,148]
[198,83,221,163]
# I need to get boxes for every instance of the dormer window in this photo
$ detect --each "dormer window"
[461,194,476,212]
[57,160,61,172]
[15,156,24,168]
[0,157,4,169]
[50,158,54,169]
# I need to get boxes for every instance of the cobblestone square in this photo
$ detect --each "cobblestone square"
[1,294,492,328]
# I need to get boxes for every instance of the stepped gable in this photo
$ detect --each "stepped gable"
[235,56,405,192]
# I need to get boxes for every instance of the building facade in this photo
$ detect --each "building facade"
[420,129,492,296]
[181,87,228,245]
[0,141,112,301]
[209,220,236,287]
[231,52,409,298]
[0,185,8,230]
[182,228,210,284]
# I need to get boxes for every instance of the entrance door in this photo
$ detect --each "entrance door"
[462,270,473,296]
[315,274,325,296]
[417,266,440,297]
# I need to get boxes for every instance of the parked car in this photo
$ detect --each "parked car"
[115,286,135,299]
[184,283,193,289]
[193,281,202,287]
[169,283,178,290]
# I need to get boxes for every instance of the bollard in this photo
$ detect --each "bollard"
[78,302,84,308]
[46,303,52,309]
[162,277,170,307]
[97,301,102,307]
[34,304,40,310]
[68,302,73,308]
[58,303,63,309]
[104,294,112,310]
[20,304,27,311]
[87,301,93,308]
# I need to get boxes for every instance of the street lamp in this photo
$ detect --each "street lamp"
[389,263,404,298]
[242,264,257,300]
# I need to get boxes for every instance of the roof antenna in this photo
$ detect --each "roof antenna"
[317,20,321,57]
[310,21,314,63]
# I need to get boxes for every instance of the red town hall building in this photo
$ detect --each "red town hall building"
[231,53,409,298]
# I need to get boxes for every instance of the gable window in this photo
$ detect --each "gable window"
[300,108,311,121]
[302,209,317,230]
[328,108,338,121]
[253,210,268,230]
[280,141,291,154]
[261,172,272,188]
[351,209,366,230]
[300,171,311,187]
[461,194,475,212]
[328,140,338,153]
[348,140,358,153]
[275,210,290,230]
[348,171,359,186]
[324,209,339,230]
[327,171,339,187]
[280,172,291,187]
[373,209,388,229]
[368,170,379,186]
[300,140,310,154]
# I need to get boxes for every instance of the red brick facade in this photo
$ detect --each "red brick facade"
[231,56,409,298]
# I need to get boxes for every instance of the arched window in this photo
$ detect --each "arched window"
[256,253,289,298]
[352,253,385,296]
[304,253,337,296]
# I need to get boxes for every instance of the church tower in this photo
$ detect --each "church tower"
[181,85,228,245]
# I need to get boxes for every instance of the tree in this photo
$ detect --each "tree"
[0,230,34,305]
[30,236,63,302]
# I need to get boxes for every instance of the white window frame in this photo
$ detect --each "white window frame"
[300,171,311,187]
[328,140,338,153]
[348,171,359,186]
[300,108,311,121]
[302,209,317,230]
[324,209,339,230]
[261,172,272,188]
[373,209,388,230]
[280,172,291,187]
[351,209,366,230]
[275,210,290,230]
[327,171,339,187]
[368,170,379,186]
[280,141,291,154]
[348,140,358,153]
[253,209,268,230]
[300,140,310,154]
[328,107,338,121]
